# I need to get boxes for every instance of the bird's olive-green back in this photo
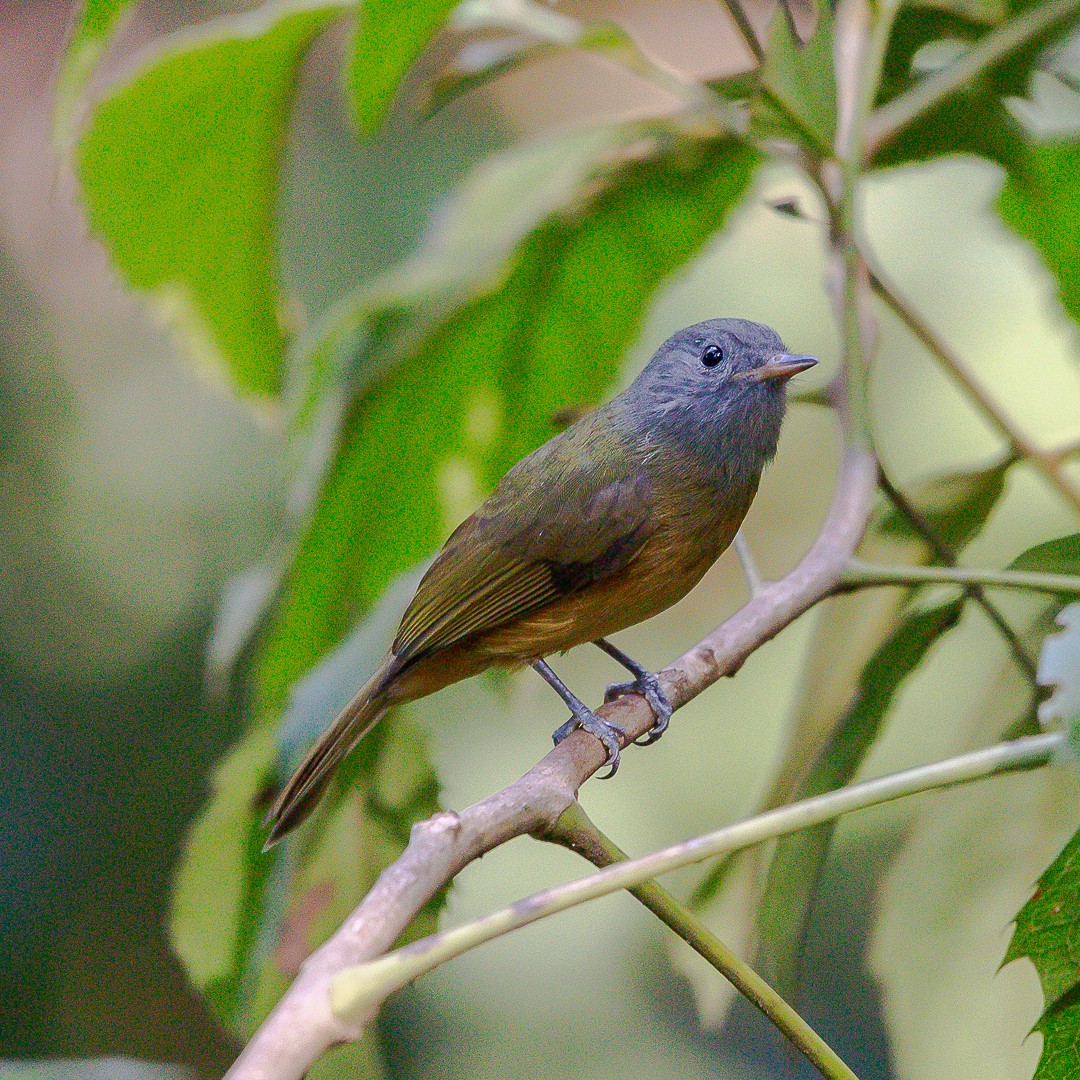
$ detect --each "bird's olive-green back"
[392,403,655,662]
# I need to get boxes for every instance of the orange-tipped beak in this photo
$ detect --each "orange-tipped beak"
[735,353,818,383]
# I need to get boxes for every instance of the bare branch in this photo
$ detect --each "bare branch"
[224,443,878,1080]
[868,263,1080,517]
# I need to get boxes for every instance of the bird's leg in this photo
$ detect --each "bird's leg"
[532,658,625,778]
[593,638,673,746]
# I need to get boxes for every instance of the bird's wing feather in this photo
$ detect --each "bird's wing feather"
[393,424,654,662]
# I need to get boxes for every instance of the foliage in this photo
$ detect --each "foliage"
[53,0,1080,1076]
[1005,827,1080,1080]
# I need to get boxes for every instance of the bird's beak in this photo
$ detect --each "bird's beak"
[735,353,818,383]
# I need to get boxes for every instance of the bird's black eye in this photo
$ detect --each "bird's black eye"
[700,344,724,368]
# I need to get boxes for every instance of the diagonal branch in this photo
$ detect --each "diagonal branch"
[223,442,878,1080]
[864,0,1080,155]
[868,262,1080,517]
[545,803,861,1080]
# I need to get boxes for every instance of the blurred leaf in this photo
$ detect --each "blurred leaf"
[349,0,459,134]
[175,569,439,1039]
[876,457,1010,548]
[426,35,555,117]
[170,724,277,1029]
[754,597,965,998]
[207,124,659,680]
[426,14,632,119]
[1004,827,1080,1079]
[77,1,348,400]
[254,135,761,713]
[683,461,1011,1023]
[869,6,1036,172]
[1012,533,1080,575]
[999,143,1080,334]
[870,631,1080,1080]
[753,0,836,152]
[53,0,137,148]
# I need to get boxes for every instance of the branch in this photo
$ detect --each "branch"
[716,0,766,66]
[875,468,1039,684]
[865,0,1080,155]
[545,804,861,1080]
[224,444,878,1080]
[868,262,1080,517]
[733,529,765,596]
[840,557,1080,596]
[330,731,1063,1023]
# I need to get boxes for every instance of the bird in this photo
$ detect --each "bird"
[264,318,816,847]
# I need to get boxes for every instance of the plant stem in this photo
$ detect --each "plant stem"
[868,265,1080,517]
[734,529,765,596]
[546,803,860,1080]
[876,469,1040,683]
[840,557,1080,595]
[865,0,1080,154]
[328,733,1062,1023]
[716,0,766,65]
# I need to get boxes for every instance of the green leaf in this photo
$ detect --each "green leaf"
[206,124,657,681]
[254,134,760,712]
[170,683,440,1036]
[754,597,966,998]
[53,0,137,148]
[875,457,1011,549]
[684,462,1011,1023]
[869,6,1035,172]
[999,143,1080,334]
[754,1,836,152]
[77,1,348,400]
[1004,827,1080,1079]
[1012,534,1080,575]
[349,0,460,134]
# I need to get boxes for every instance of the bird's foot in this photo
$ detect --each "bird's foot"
[552,710,625,778]
[603,669,672,746]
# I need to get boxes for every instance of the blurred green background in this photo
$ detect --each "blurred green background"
[3,2,1080,1078]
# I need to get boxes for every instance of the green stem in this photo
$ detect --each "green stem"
[328,733,1062,1023]
[716,0,766,65]
[875,469,1040,684]
[546,804,860,1080]
[865,0,1080,153]
[840,557,1080,595]
[868,264,1080,517]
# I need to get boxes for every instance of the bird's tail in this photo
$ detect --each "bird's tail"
[263,659,397,849]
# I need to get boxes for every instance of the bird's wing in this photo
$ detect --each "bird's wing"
[392,428,654,662]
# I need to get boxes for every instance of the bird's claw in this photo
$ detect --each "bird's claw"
[603,671,672,746]
[552,711,625,778]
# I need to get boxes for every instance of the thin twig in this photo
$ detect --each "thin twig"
[840,557,1080,595]
[546,803,860,1080]
[734,529,765,596]
[869,264,1080,517]
[716,0,766,65]
[223,445,878,1080]
[329,732,1063,1023]
[876,469,1039,682]
[865,0,1080,155]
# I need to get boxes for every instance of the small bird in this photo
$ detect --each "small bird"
[265,319,815,846]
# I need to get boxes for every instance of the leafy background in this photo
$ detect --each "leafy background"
[2,0,1080,1078]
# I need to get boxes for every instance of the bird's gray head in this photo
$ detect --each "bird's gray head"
[620,318,817,475]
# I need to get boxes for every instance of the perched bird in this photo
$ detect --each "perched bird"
[265,318,815,846]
